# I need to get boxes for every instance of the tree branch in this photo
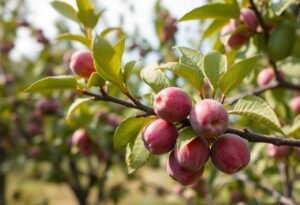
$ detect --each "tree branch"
[80,90,155,115]
[226,128,300,146]
[234,172,294,205]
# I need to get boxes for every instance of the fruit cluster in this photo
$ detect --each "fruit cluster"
[221,8,258,49]
[142,87,250,185]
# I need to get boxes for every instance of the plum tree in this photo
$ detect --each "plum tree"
[154,87,192,122]
[211,133,250,174]
[142,119,178,154]
[189,99,228,139]
[69,50,96,78]
[240,8,258,32]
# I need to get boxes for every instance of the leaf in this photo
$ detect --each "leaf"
[111,37,126,75]
[87,72,106,88]
[179,3,239,21]
[92,36,123,86]
[56,33,90,47]
[140,65,170,93]
[76,0,103,28]
[219,56,258,95]
[51,1,78,23]
[123,60,137,85]
[175,47,203,69]
[285,115,300,137]
[161,47,205,90]
[126,132,150,174]
[114,116,156,149]
[100,27,125,37]
[176,127,197,149]
[160,62,203,90]
[229,96,284,135]
[203,51,227,91]
[24,76,77,93]
[203,19,229,39]
[271,0,298,15]
[66,97,93,123]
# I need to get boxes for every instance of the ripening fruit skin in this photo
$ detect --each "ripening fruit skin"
[36,98,59,115]
[267,144,291,160]
[268,21,295,62]
[69,50,96,78]
[211,133,250,174]
[240,8,258,32]
[142,119,178,154]
[175,137,210,171]
[72,129,90,146]
[227,33,249,49]
[154,87,192,122]
[257,68,274,87]
[167,151,204,186]
[289,96,300,114]
[71,129,92,156]
[189,99,228,139]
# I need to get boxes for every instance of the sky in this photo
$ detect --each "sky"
[12,0,204,62]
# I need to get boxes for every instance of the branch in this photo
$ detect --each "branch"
[80,90,155,116]
[234,172,294,205]
[249,0,269,41]
[226,128,300,146]
[226,82,280,105]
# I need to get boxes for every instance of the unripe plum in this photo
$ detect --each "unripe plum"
[267,144,291,159]
[211,133,250,174]
[154,87,192,122]
[142,119,178,154]
[175,137,210,171]
[240,8,258,32]
[167,151,204,186]
[69,50,96,78]
[289,96,300,114]
[257,68,274,87]
[189,99,228,139]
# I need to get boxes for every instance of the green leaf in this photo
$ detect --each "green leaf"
[203,51,227,91]
[51,1,79,23]
[87,72,106,88]
[114,116,156,149]
[160,62,203,90]
[123,60,137,85]
[271,0,298,15]
[285,115,300,137]
[92,36,123,86]
[219,56,258,95]
[66,97,93,123]
[203,19,229,39]
[76,0,103,28]
[176,47,203,69]
[229,96,284,135]
[179,3,239,21]
[176,127,197,149]
[111,37,126,75]
[140,65,170,93]
[24,76,77,93]
[126,132,150,174]
[100,27,125,37]
[56,33,90,47]
[161,46,205,90]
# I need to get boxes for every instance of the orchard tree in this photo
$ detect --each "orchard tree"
[1,0,300,204]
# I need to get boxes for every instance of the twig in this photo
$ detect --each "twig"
[249,0,269,41]
[226,128,300,146]
[279,160,293,199]
[235,172,294,205]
